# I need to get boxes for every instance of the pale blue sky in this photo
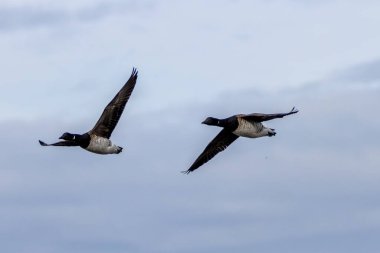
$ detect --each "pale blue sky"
[0,1,380,252]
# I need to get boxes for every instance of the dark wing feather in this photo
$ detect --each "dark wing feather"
[39,140,78,146]
[242,107,298,122]
[89,68,138,138]
[183,129,239,174]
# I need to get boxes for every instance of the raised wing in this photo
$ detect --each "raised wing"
[183,129,239,174]
[89,68,138,138]
[242,107,298,122]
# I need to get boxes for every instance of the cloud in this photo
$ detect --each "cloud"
[333,59,380,85]
[0,7,67,30]
[1,72,380,252]
[1,1,380,252]
[0,1,155,31]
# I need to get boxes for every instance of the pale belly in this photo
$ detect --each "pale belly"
[85,136,120,154]
[232,119,267,138]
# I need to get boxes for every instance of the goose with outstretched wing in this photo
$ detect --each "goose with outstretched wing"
[39,68,138,154]
[184,107,298,173]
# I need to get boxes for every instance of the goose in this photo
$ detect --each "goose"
[39,68,138,154]
[183,107,298,173]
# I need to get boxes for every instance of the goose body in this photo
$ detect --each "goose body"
[85,135,122,154]
[184,107,298,174]
[232,118,270,138]
[39,68,138,155]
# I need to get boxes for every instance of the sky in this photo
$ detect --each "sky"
[0,0,380,252]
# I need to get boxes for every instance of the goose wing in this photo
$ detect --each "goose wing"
[242,107,298,122]
[39,140,78,147]
[183,129,239,174]
[89,68,138,138]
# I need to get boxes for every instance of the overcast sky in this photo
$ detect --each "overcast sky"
[1,0,380,252]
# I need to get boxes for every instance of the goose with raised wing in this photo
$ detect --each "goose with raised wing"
[184,107,298,173]
[39,68,138,154]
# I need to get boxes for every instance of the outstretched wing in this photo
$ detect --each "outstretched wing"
[89,68,138,138]
[242,107,298,122]
[183,129,239,174]
[39,140,78,147]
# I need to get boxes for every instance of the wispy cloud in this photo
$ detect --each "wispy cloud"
[333,59,380,84]
[0,1,155,31]
[0,7,67,30]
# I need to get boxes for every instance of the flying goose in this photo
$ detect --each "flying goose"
[183,107,298,173]
[39,68,138,154]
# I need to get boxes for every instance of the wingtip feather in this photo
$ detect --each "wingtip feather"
[291,106,299,113]
[39,140,48,146]
[131,67,138,77]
